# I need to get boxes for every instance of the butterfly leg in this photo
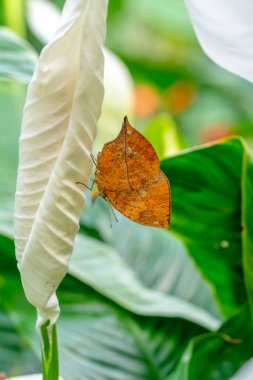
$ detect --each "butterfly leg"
[76,152,97,189]
[105,196,113,228]
[104,196,118,228]
[90,152,98,168]
[109,201,118,223]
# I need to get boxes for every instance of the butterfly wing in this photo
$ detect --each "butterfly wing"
[106,170,171,229]
[95,118,160,192]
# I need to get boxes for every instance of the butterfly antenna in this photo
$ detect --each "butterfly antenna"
[76,179,95,192]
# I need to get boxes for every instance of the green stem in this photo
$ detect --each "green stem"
[2,0,26,37]
[40,322,59,380]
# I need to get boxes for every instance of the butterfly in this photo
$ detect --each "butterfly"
[78,117,171,229]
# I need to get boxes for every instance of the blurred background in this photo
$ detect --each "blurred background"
[1,0,253,153]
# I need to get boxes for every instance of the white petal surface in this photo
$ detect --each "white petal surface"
[185,0,253,83]
[14,0,107,326]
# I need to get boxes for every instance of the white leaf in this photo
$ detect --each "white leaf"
[14,0,107,327]
[185,0,253,83]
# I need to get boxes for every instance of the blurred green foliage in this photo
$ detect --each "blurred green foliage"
[1,1,253,379]
[2,0,253,148]
[104,0,253,148]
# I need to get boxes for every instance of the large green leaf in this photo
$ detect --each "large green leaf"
[70,233,220,329]
[58,277,206,380]
[171,306,253,380]
[79,197,222,323]
[161,138,251,317]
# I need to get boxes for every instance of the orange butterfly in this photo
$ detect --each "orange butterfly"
[78,117,171,229]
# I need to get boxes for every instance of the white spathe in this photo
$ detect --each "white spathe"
[14,0,107,327]
[185,0,253,84]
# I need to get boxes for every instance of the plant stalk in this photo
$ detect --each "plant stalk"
[40,322,59,380]
[3,0,26,37]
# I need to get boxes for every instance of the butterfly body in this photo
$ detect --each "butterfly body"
[94,117,171,229]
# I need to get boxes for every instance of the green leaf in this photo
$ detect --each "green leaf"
[161,138,250,317]
[70,232,220,329]
[79,193,223,321]
[242,147,253,322]
[171,306,253,380]
[0,27,37,83]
